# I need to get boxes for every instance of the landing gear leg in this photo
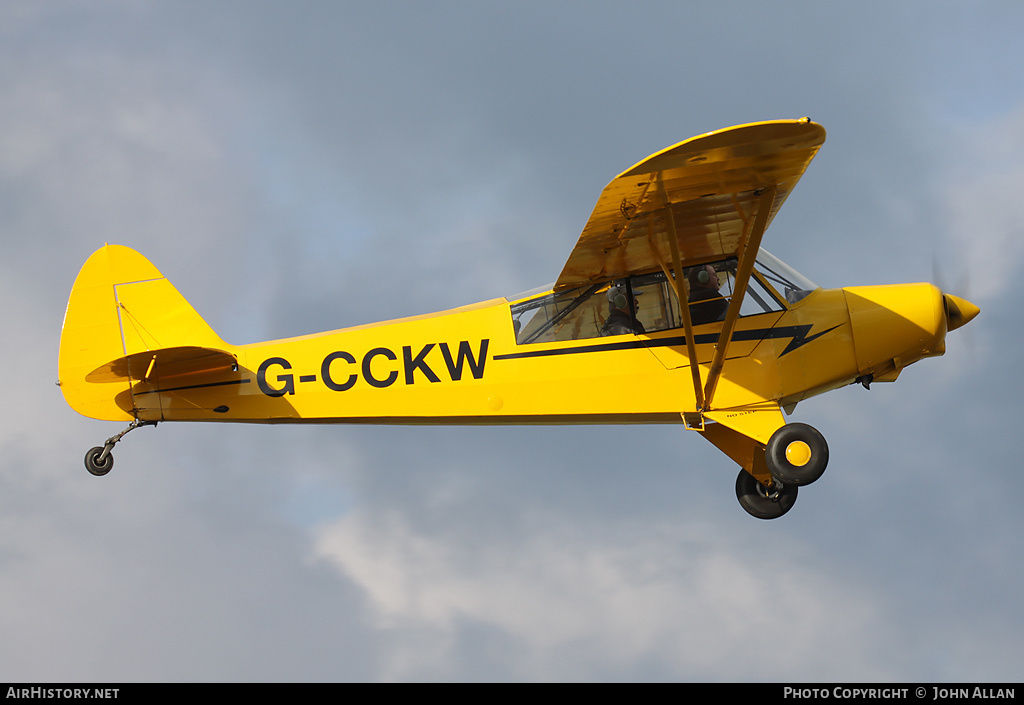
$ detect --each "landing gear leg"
[84,419,157,476]
[735,468,797,519]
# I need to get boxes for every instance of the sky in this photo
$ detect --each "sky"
[2,0,1023,683]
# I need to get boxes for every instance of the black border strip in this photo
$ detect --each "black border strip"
[133,378,252,396]
[493,324,840,361]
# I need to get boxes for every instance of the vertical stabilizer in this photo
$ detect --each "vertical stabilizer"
[58,245,228,421]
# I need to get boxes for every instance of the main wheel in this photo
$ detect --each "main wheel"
[765,423,828,487]
[735,469,797,519]
[85,446,113,476]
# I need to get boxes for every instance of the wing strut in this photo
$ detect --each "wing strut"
[701,186,776,410]
[665,206,705,412]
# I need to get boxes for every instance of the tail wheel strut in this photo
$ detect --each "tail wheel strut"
[84,419,157,477]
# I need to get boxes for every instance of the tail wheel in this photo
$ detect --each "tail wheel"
[85,446,113,476]
[765,422,828,487]
[735,469,797,519]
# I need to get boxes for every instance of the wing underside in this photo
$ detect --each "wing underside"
[555,119,826,290]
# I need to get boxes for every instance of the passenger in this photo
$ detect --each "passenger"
[687,264,728,325]
[600,282,645,335]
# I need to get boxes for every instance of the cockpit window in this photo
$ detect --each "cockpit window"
[510,254,803,345]
[511,283,608,344]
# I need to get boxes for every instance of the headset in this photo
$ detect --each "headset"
[606,283,630,309]
[689,265,714,287]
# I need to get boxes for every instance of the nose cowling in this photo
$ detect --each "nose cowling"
[843,284,980,382]
[842,284,945,379]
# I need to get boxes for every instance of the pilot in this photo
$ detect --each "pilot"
[687,264,728,325]
[601,282,645,336]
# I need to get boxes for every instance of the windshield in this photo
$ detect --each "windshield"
[755,250,819,304]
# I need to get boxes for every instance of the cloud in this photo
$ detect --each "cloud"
[313,509,888,680]
[936,105,1024,301]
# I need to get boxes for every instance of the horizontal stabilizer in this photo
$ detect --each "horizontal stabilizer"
[86,346,237,383]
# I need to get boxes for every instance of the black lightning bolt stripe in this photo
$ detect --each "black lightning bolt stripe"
[493,324,842,361]
[772,323,842,356]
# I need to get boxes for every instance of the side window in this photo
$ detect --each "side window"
[631,272,682,333]
[740,271,786,316]
[636,261,784,333]
[511,284,608,344]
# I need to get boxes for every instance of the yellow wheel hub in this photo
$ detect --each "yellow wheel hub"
[785,440,812,467]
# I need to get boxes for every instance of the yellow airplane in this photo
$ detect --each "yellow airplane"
[58,119,979,519]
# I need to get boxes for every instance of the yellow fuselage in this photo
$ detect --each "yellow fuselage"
[109,283,948,429]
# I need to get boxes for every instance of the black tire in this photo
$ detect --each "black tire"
[85,446,113,476]
[735,468,797,519]
[765,423,828,487]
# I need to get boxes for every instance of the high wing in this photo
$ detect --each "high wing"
[556,119,826,415]
[555,118,826,290]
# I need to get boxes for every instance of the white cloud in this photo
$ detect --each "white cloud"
[313,511,888,680]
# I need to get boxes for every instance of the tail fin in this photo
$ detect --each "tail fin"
[59,245,233,421]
